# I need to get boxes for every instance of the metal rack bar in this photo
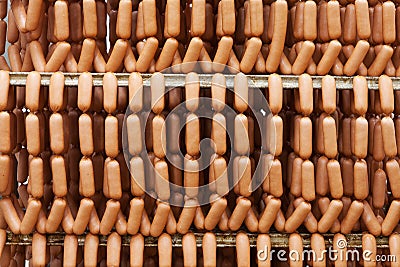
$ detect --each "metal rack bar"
[7,72,398,90]
[5,232,390,248]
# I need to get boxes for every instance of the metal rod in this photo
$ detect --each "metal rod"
[7,72,397,90]
[5,232,390,248]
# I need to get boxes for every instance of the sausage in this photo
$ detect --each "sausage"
[240,37,262,73]
[107,232,121,267]
[0,71,9,111]
[293,2,304,41]
[248,0,263,37]
[389,234,400,267]
[381,200,400,236]
[123,46,136,73]
[84,234,99,267]
[155,38,178,72]
[355,0,370,39]
[266,0,287,73]
[72,198,94,235]
[142,0,157,37]
[63,235,78,267]
[353,159,369,200]
[46,198,66,233]
[387,159,400,198]
[136,37,158,73]
[303,0,317,41]
[83,0,97,38]
[77,38,96,72]
[284,201,311,233]
[48,72,65,112]
[64,51,78,72]
[25,71,41,112]
[116,0,132,39]
[318,2,330,42]
[130,157,145,197]
[106,39,128,72]
[191,0,205,37]
[299,117,312,160]
[326,160,343,199]
[49,113,66,155]
[372,169,386,209]
[292,42,315,75]
[99,200,120,235]
[8,45,22,72]
[362,234,377,267]
[78,114,94,156]
[0,112,15,155]
[205,197,227,230]
[234,114,250,155]
[311,234,326,267]
[166,0,180,37]
[379,75,394,115]
[130,234,144,267]
[368,45,393,76]
[0,198,21,234]
[104,116,119,159]
[103,73,118,114]
[45,42,70,72]
[213,36,233,72]
[213,156,229,196]
[228,197,251,231]
[32,233,46,267]
[343,41,370,76]
[177,199,197,234]
[288,233,303,267]
[211,114,227,156]
[381,117,397,158]
[88,208,100,234]
[259,197,281,233]
[327,0,341,39]
[185,72,200,112]
[236,232,250,267]
[25,0,42,32]
[221,0,235,35]
[29,157,43,198]
[106,159,122,200]
[62,205,75,234]
[150,202,170,237]
[128,72,143,113]
[127,198,144,235]
[383,1,396,44]
[323,115,338,158]
[354,116,368,159]
[318,199,343,233]
[154,159,170,200]
[20,199,42,235]
[330,234,347,267]
[317,40,342,75]
[182,233,197,267]
[181,37,203,73]
[0,155,10,193]
[54,0,69,41]
[158,233,172,267]
[201,232,216,267]
[362,200,382,236]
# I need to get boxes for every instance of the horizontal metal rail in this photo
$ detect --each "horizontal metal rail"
[5,232,390,248]
[6,72,397,90]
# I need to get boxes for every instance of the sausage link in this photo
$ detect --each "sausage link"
[54,0,69,41]
[32,233,46,267]
[99,200,120,235]
[362,234,377,267]
[20,199,41,235]
[83,0,97,38]
[46,198,66,233]
[63,235,78,267]
[266,0,287,73]
[107,232,121,267]
[355,0,371,39]
[84,233,99,267]
[182,233,197,267]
